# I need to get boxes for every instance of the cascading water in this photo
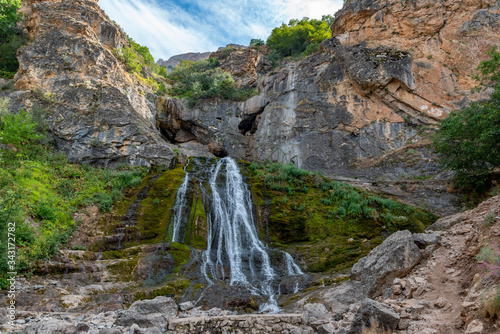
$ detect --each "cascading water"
[170,157,304,313]
[171,174,190,243]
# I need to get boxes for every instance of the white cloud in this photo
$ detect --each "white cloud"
[99,0,218,60]
[98,0,343,61]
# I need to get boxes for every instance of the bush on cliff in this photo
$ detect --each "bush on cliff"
[433,47,500,193]
[113,36,167,93]
[0,0,28,79]
[168,58,255,106]
[266,16,331,63]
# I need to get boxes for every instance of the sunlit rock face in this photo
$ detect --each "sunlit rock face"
[156,0,499,214]
[14,0,174,166]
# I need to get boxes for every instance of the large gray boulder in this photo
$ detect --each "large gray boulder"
[351,230,422,297]
[348,299,400,334]
[115,296,177,328]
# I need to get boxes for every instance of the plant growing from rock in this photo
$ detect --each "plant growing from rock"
[476,242,500,315]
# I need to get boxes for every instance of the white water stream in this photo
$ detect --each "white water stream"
[171,157,304,313]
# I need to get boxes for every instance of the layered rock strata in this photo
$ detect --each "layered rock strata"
[12,0,174,166]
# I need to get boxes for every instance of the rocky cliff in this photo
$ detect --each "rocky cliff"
[11,0,175,167]
[157,51,212,73]
[157,0,500,214]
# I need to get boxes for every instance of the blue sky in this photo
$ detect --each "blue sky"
[98,0,343,61]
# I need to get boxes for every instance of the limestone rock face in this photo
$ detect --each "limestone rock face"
[211,47,272,88]
[160,0,499,214]
[157,52,212,73]
[14,0,174,166]
[351,230,422,297]
[332,0,500,102]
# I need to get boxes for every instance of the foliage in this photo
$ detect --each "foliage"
[112,36,168,93]
[476,243,500,315]
[248,161,437,272]
[0,101,148,288]
[0,0,22,43]
[168,58,256,105]
[0,33,28,79]
[113,47,142,74]
[266,17,331,62]
[250,39,265,47]
[321,15,335,28]
[433,47,500,192]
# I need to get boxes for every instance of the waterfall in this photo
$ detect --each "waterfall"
[171,157,304,313]
[171,174,190,243]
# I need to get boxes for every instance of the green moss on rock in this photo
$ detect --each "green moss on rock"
[245,161,438,273]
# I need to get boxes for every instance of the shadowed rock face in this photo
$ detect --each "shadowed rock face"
[13,0,174,167]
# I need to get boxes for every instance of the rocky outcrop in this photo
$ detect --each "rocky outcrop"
[351,230,423,297]
[211,47,272,88]
[349,299,400,334]
[12,0,174,166]
[157,52,212,73]
[157,0,499,214]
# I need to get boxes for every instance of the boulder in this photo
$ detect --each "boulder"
[129,323,162,334]
[351,230,422,297]
[348,299,400,334]
[321,281,366,320]
[178,301,194,312]
[99,329,123,334]
[412,233,441,248]
[465,319,484,334]
[303,303,331,321]
[115,296,177,328]
[317,323,336,334]
[23,318,76,334]
[426,212,463,231]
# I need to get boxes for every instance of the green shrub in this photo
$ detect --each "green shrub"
[266,17,330,62]
[0,108,44,157]
[168,58,254,105]
[0,33,28,79]
[114,47,142,73]
[0,0,22,42]
[250,39,264,47]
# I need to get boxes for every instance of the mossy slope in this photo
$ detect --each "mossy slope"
[246,162,438,273]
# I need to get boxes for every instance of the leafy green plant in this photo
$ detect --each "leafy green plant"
[0,108,43,157]
[0,0,22,42]
[250,39,265,47]
[0,33,28,79]
[266,17,331,63]
[0,1,27,78]
[484,212,497,227]
[168,58,254,105]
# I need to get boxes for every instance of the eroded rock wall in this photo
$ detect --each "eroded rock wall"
[13,0,174,166]
[157,0,499,214]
